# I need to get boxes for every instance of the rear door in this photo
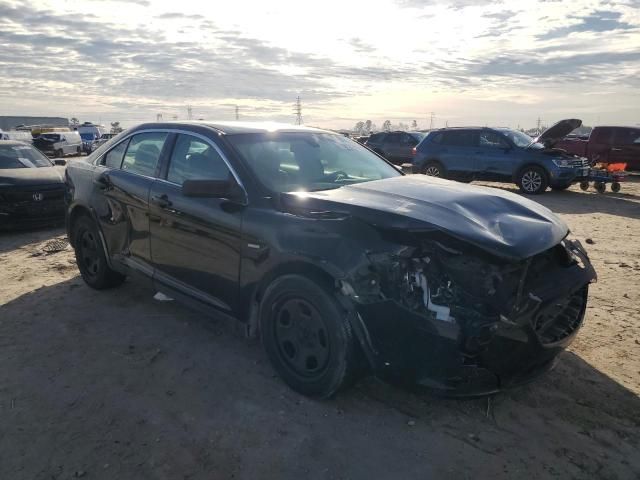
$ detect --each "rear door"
[149,132,244,313]
[91,131,169,274]
[438,130,480,177]
[475,130,513,180]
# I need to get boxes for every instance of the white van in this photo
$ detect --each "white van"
[0,129,33,142]
[33,131,83,157]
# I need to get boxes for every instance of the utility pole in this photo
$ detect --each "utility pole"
[536,117,541,133]
[429,112,435,130]
[156,113,163,122]
[294,96,303,125]
[235,105,239,121]
[187,105,193,121]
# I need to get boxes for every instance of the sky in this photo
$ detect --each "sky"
[0,0,639,130]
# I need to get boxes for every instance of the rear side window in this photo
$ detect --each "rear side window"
[442,131,477,147]
[103,139,129,169]
[167,134,230,185]
[429,132,443,144]
[122,132,168,177]
[612,128,640,145]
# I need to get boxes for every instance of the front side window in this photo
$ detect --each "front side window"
[167,134,230,185]
[612,128,640,145]
[0,144,53,169]
[479,132,510,149]
[228,132,400,193]
[498,129,540,149]
[121,132,168,177]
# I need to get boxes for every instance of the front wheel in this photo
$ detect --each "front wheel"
[73,216,125,289]
[517,166,548,195]
[259,275,361,398]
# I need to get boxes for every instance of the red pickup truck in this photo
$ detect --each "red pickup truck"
[555,126,640,170]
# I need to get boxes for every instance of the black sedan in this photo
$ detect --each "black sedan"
[0,140,66,229]
[64,122,596,398]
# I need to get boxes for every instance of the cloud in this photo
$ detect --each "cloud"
[537,10,636,40]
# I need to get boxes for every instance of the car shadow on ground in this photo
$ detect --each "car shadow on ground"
[0,225,65,255]
[1,277,638,479]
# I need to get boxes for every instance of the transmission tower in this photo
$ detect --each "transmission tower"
[294,96,303,125]
[235,105,239,120]
[187,105,193,120]
[156,113,163,122]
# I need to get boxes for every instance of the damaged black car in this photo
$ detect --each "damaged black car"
[65,122,596,398]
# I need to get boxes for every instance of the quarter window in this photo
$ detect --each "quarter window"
[167,134,230,185]
[122,132,168,177]
[102,139,129,169]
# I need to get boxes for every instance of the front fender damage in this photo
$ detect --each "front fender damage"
[339,231,597,395]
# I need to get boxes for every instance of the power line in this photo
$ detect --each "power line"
[294,96,303,125]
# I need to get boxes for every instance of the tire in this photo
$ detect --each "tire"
[77,146,82,155]
[611,182,621,193]
[551,183,571,191]
[595,182,606,194]
[72,215,125,289]
[579,181,589,191]
[259,275,360,398]
[517,166,548,195]
[56,149,64,158]
[422,161,445,178]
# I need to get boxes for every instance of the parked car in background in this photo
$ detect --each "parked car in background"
[365,131,426,164]
[77,122,108,154]
[355,135,369,144]
[65,121,595,398]
[555,126,640,171]
[0,129,33,142]
[0,140,66,229]
[412,119,590,194]
[94,132,117,149]
[33,131,82,157]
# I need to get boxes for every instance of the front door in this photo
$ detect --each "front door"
[475,131,513,180]
[610,128,640,170]
[91,131,169,273]
[149,133,243,313]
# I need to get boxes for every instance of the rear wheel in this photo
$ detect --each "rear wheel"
[611,182,621,193]
[422,161,445,178]
[259,275,360,398]
[73,216,125,289]
[579,181,590,191]
[517,166,548,195]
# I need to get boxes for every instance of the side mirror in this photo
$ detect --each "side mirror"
[182,178,245,203]
[53,159,66,166]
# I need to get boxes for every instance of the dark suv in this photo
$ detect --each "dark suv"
[65,121,595,398]
[365,131,426,164]
[412,120,590,194]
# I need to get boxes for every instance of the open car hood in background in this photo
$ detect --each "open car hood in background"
[282,175,568,260]
[534,119,582,148]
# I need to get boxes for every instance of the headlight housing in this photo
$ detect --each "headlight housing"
[552,158,571,168]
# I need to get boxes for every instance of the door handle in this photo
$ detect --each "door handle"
[611,148,622,151]
[151,194,172,209]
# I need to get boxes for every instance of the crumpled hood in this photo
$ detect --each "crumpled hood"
[282,175,568,260]
[0,167,64,187]
[534,119,582,148]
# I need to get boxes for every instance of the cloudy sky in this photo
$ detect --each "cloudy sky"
[0,0,639,129]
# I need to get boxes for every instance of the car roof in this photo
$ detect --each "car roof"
[131,121,333,135]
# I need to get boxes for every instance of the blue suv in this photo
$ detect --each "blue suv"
[412,119,590,194]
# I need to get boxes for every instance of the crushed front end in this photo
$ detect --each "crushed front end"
[342,234,596,396]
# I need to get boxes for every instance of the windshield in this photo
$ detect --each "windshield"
[0,144,53,169]
[498,129,543,149]
[227,132,401,193]
[40,134,61,141]
[80,133,96,141]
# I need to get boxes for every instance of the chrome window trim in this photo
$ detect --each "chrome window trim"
[95,128,247,195]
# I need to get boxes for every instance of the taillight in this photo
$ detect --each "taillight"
[412,147,417,156]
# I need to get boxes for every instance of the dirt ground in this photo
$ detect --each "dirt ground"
[1,178,639,480]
